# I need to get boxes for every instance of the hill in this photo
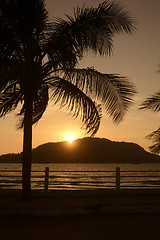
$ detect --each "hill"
[0,137,160,164]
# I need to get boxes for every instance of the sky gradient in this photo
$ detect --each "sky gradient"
[0,0,160,155]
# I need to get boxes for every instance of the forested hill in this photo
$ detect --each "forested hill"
[0,137,160,164]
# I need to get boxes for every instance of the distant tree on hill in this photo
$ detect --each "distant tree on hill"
[0,0,136,200]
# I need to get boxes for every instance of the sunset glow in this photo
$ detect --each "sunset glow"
[0,0,160,156]
[67,136,75,143]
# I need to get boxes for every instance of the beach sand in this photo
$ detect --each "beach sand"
[1,212,160,240]
[0,191,160,239]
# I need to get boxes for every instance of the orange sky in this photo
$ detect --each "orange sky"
[0,0,160,155]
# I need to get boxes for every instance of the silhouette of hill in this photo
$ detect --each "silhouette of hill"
[0,137,160,164]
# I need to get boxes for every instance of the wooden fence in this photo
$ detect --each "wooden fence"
[0,167,160,191]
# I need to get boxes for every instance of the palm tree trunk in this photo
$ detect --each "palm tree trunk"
[22,95,32,200]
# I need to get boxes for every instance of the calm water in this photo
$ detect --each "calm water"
[1,163,160,190]
[1,163,160,171]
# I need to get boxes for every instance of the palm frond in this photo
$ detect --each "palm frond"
[146,128,160,154]
[48,77,102,136]
[0,0,48,39]
[0,0,49,72]
[46,1,135,68]
[32,85,49,125]
[140,91,160,113]
[17,84,49,128]
[0,65,20,91]
[0,88,22,117]
[64,68,136,123]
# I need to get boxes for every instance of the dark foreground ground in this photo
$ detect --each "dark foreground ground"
[0,190,160,240]
[1,212,160,240]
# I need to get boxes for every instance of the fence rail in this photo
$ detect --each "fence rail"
[1,167,160,191]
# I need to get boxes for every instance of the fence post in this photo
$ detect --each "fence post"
[44,167,49,192]
[116,167,120,191]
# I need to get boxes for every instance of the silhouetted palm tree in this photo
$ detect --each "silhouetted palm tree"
[140,91,160,154]
[0,0,136,199]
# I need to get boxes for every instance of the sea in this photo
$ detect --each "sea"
[1,163,160,190]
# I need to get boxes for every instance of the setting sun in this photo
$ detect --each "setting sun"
[63,130,82,144]
[67,136,75,143]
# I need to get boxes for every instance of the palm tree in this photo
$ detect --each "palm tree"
[0,0,136,199]
[140,91,160,154]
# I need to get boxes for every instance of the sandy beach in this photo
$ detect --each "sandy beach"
[1,212,160,240]
[0,190,160,239]
[1,190,160,210]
